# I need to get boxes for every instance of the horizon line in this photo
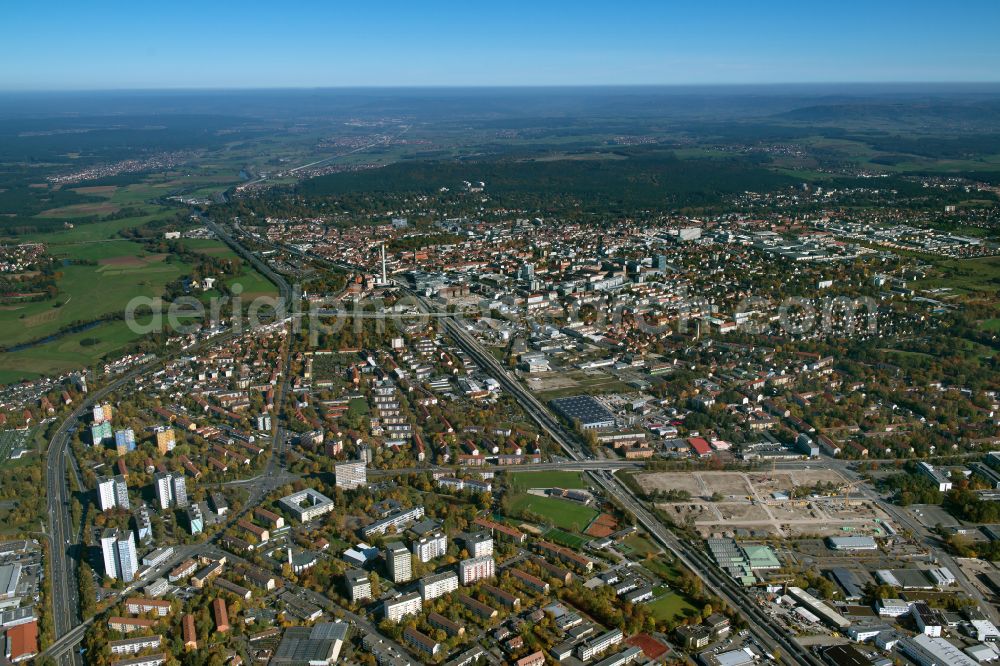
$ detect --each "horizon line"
[3,81,1000,94]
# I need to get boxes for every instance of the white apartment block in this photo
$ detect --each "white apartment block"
[458,555,495,585]
[412,532,447,563]
[419,571,459,601]
[383,592,422,622]
[386,542,412,583]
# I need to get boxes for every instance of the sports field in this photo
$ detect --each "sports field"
[544,527,589,549]
[508,470,588,492]
[508,494,599,532]
[647,590,698,622]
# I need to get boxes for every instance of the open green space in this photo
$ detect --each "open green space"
[0,320,146,383]
[543,527,589,549]
[534,370,633,402]
[912,255,1000,294]
[619,533,661,558]
[647,590,699,622]
[507,493,599,532]
[0,257,188,348]
[508,470,588,492]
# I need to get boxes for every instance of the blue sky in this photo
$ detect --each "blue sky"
[3,0,999,89]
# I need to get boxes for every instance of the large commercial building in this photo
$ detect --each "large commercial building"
[419,571,459,601]
[100,529,139,583]
[900,634,979,666]
[279,488,335,522]
[550,395,615,430]
[272,622,348,665]
[334,461,367,490]
[458,555,495,585]
[386,542,412,583]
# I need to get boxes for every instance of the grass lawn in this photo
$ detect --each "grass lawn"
[508,470,588,492]
[981,318,1000,332]
[508,493,599,532]
[619,534,661,558]
[544,527,589,549]
[228,269,278,298]
[647,591,699,622]
[347,398,369,419]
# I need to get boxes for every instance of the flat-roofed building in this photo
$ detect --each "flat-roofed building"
[901,634,979,666]
[458,555,495,585]
[335,460,367,490]
[272,622,348,665]
[577,628,623,661]
[386,542,412,583]
[109,635,162,656]
[384,592,422,622]
[279,488,334,522]
[337,570,368,606]
[109,655,166,666]
[420,571,458,601]
[412,532,447,563]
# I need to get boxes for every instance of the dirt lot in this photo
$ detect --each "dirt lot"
[641,470,894,538]
[637,469,847,501]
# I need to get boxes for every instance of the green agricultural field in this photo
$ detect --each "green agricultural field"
[0,256,188,348]
[0,320,146,383]
[508,470,588,492]
[182,238,241,260]
[508,494,599,532]
[912,255,1000,294]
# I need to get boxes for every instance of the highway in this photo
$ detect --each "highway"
[44,362,158,666]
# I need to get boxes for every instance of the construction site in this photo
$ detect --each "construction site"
[636,468,898,538]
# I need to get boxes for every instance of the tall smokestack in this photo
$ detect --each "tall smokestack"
[381,244,387,285]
